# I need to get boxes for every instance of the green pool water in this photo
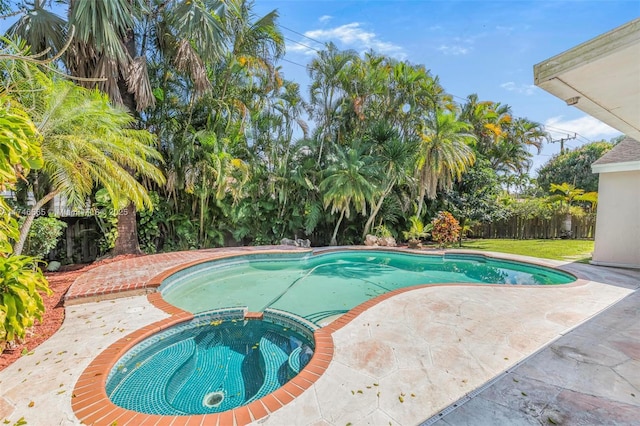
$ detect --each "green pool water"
[160,250,575,325]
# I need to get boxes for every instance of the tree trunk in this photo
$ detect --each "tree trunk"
[14,190,59,256]
[416,193,424,218]
[112,27,143,255]
[362,183,393,238]
[561,213,572,238]
[112,201,141,255]
[330,210,345,246]
[458,217,466,248]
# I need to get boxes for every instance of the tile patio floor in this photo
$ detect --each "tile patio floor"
[0,246,638,425]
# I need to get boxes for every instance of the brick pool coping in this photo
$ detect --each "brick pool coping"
[70,247,587,425]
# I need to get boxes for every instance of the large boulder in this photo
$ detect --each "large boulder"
[280,238,296,246]
[296,238,311,248]
[364,234,378,246]
[379,236,397,247]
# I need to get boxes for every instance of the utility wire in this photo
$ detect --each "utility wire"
[280,58,308,68]
[280,24,326,46]
[542,124,591,143]
[284,36,322,54]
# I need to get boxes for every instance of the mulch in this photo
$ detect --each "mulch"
[0,254,141,371]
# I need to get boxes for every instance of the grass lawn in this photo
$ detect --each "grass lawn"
[460,239,594,262]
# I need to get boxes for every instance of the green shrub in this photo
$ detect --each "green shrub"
[24,216,67,259]
[93,189,119,255]
[374,224,393,239]
[0,255,51,346]
[403,216,430,242]
[138,191,162,254]
[430,211,461,248]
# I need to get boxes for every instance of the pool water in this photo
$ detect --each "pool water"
[106,313,314,415]
[161,250,575,324]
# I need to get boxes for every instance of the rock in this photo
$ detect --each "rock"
[46,261,62,272]
[379,236,397,247]
[295,238,311,248]
[281,238,311,248]
[280,238,296,246]
[365,234,378,246]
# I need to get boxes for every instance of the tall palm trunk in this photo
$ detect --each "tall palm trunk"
[14,190,59,255]
[362,182,393,237]
[113,27,142,256]
[330,209,346,246]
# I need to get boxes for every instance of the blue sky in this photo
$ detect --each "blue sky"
[254,0,639,174]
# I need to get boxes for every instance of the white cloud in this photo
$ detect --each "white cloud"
[437,44,470,55]
[544,115,622,140]
[297,22,405,58]
[319,15,332,23]
[286,41,318,55]
[437,35,477,56]
[501,81,537,95]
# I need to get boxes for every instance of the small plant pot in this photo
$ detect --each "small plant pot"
[407,239,422,249]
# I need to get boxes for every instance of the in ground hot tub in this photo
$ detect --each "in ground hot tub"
[105,308,315,415]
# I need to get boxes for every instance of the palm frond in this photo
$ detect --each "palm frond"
[126,56,155,111]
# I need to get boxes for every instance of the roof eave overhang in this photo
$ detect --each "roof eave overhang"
[533,18,640,141]
[592,160,640,174]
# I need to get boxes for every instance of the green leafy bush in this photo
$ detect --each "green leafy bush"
[138,191,162,254]
[93,189,119,255]
[0,255,51,347]
[403,216,431,242]
[374,224,393,239]
[430,211,461,248]
[23,216,67,259]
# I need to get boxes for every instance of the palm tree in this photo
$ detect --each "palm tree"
[460,94,512,157]
[319,144,376,245]
[362,122,416,237]
[7,0,229,254]
[3,65,165,255]
[307,43,358,164]
[548,182,597,238]
[415,108,476,216]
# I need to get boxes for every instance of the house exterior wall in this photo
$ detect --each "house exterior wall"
[591,170,640,268]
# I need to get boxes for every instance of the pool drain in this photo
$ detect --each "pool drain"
[203,391,224,408]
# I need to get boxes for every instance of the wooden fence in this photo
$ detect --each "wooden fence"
[472,213,596,240]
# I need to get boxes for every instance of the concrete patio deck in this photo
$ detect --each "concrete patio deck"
[0,247,638,425]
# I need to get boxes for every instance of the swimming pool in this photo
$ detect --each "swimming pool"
[103,249,575,417]
[160,250,576,325]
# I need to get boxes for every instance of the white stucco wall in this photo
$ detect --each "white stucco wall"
[591,170,640,268]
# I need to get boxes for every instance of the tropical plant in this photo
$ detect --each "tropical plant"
[92,188,120,255]
[403,216,431,248]
[0,62,165,256]
[430,211,461,248]
[7,0,238,254]
[0,255,51,349]
[362,122,417,237]
[22,215,66,260]
[548,182,598,238]
[0,91,42,256]
[374,224,393,239]
[319,144,376,245]
[415,108,476,215]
